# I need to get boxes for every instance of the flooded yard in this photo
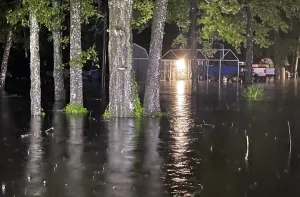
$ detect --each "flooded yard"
[1,80,300,197]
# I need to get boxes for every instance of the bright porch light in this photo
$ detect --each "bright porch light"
[176,59,186,70]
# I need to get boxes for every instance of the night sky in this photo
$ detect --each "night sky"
[133,23,179,55]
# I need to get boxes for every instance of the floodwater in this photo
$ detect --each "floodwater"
[1,80,300,197]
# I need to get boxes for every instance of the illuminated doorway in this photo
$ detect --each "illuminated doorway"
[174,59,189,80]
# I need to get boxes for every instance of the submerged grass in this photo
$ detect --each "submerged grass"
[133,77,144,119]
[244,86,263,99]
[103,108,112,119]
[64,104,88,115]
[41,108,45,116]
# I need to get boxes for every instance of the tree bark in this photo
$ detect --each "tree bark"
[294,35,300,79]
[245,6,254,85]
[108,0,135,117]
[23,29,28,59]
[0,30,13,89]
[101,10,108,90]
[70,0,83,106]
[143,0,168,115]
[29,13,41,116]
[52,0,65,100]
[101,26,107,89]
[295,53,299,79]
[190,0,197,94]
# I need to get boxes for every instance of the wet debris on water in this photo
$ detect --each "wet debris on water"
[196,120,215,128]
[20,127,54,139]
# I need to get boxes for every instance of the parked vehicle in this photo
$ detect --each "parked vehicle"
[252,67,275,82]
[204,65,241,81]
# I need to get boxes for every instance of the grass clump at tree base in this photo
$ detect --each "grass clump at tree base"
[133,72,144,119]
[64,104,88,115]
[134,92,144,119]
[103,109,112,119]
[244,85,264,99]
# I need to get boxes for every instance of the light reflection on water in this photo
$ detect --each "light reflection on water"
[104,119,135,196]
[66,116,84,197]
[25,117,46,196]
[1,81,300,196]
[176,81,185,112]
[166,80,194,195]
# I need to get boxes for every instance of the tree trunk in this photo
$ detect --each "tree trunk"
[108,0,135,117]
[70,0,83,106]
[294,35,300,79]
[101,12,108,90]
[295,53,299,79]
[23,29,28,59]
[52,0,65,100]
[143,0,168,115]
[245,6,254,85]
[190,0,197,94]
[0,30,13,89]
[101,27,107,89]
[29,13,41,116]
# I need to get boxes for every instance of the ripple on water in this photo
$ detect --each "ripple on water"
[0,81,300,196]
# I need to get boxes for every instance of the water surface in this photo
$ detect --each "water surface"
[1,80,300,197]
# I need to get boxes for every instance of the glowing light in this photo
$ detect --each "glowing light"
[176,59,186,70]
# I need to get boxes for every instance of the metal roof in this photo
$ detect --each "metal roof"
[133,43,149,59]
[161,49,239,62]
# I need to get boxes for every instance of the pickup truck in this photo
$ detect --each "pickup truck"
[252,67,275,81]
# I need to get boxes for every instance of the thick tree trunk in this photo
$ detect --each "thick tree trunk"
[52,0,65,100]
[29,13,41,116]
[245,6,254,85]
[190,0,198,94]
[108,0,135,117]
[70,0,83,106]
[0,30,13,89]
[143,0,168,115]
